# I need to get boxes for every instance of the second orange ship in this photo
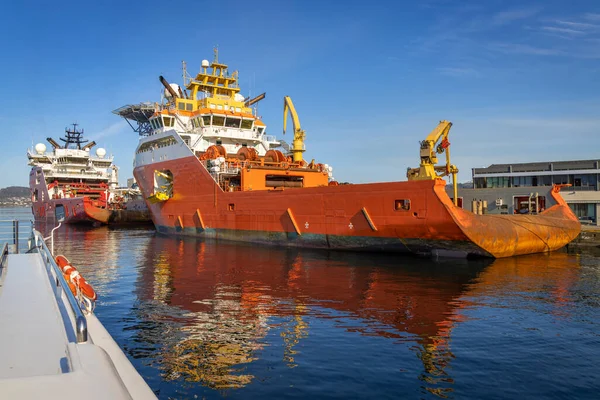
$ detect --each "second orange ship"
[114,49,580,258]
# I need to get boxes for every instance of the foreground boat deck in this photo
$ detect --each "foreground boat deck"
[0,253,71,379]
[0,223,156,399]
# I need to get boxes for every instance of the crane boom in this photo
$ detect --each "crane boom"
[244,92,266,107]
[407,120,459,206]
[283,96,306,162]
[82,140,96,151]
[159,75,179,99]
[46,138,61,149]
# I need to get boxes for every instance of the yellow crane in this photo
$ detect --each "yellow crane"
[283,96,306,163]
[407,120,459,206]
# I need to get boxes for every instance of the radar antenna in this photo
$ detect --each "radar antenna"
[58,123,89,149]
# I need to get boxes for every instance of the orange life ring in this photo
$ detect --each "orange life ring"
[55,255,97,301]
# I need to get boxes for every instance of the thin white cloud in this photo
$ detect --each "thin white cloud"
[541,26,586,36]
[491,43,561,56]
[89,121,128,141]
[584,13,600,21]
[437,67,480,78]
[554,20,599,30]
[491,118,600,130]
[492,7,541,26]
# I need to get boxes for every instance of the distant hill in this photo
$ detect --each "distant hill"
[0,186,29,198]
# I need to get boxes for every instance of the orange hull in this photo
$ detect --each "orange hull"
[83,198,111,224]
[134,155,580,258]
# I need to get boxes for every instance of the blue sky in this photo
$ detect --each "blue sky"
[1,0,599,187]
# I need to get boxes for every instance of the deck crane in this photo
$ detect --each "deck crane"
[244,92,266,107]
[406,120,459,206]
[283,96,306,163]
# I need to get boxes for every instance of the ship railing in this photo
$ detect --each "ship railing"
[0,219,34,254]
[203,128,259,141]
[30,229,89,342]
[0,220,87,343]
[45,171,110,179]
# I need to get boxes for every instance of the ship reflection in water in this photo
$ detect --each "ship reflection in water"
[135,238,485,392]
[48,224,598,399]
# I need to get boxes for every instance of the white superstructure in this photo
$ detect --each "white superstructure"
[28,124,116,188]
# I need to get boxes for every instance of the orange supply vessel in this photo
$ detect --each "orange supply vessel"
[28,124,150,225]
[114,49,580,258]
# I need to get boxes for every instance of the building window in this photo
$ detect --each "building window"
[573,174,597,190]
[474,178,486,189]
[552,175,569,185]
[569,203,596,223]
[511,176,532,187]
[487,176,510,188]
[538,175,552,186]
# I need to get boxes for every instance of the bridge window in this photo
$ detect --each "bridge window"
[225,117,241,128]
[212,116,225,126]
[178,102,185,110]
[186,103,193,111]
[241,119,253,129]
[202,115,211,126]
[257,127,264,135]
[163,116,175,127]
[137,136,178,153]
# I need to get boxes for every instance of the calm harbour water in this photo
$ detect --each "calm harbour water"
[3,207,600,399]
